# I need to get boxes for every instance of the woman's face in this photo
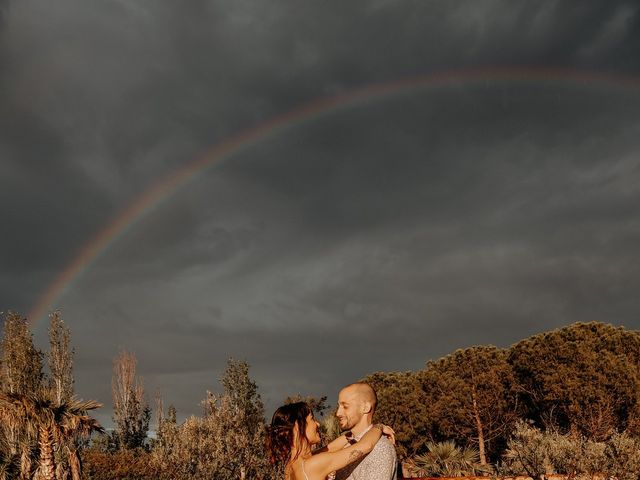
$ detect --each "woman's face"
[304,413,321,445]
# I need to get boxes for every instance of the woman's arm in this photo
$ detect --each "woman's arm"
[305,425,385,477]
[315,426,396,454]
[313,434,350,454]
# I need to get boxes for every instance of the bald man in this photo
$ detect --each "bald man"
[334,383,397,480]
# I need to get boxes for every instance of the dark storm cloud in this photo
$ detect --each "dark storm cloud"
[3,0,640,422]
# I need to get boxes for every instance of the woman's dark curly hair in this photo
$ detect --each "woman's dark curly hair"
[265,401,313,465]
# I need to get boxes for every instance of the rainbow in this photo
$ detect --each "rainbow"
[27,66,640,326]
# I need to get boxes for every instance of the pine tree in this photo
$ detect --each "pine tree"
[421,346,519,464]
[508,322,640,439]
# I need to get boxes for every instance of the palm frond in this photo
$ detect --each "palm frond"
[413,440,488,477]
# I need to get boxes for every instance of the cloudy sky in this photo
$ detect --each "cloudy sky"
[2,0,640,427]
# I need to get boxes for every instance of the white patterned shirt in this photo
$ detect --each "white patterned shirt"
[333,426,397,480]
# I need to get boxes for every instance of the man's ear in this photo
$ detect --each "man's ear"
[362,401,373,414]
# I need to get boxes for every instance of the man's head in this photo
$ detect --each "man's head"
[336,382,378,433]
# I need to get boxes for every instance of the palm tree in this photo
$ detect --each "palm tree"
[56,398,104,480]
[0,393,37,479]
[410,440,492,477]
[0,392,103,480]
[0,437,19,480]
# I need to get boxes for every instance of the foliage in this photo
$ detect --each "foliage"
[284,394,330,417]
[406,440,491,477]
[218,358,270,478]
[319,412,341,445]
[501,420,640,479]
[6,311,640,479]
[167,404,177,423]
[508,322,640,439]
[364,348,519,463]
[47,312,74,406]
[0,392,103,480]
[284,394,337,447]
[603,432,640,480]
[362,370,430,459]
[152,359,274,480]
[111,351,150,450]
[420,345,519,464]
[82,447,156,480]
[0,311,102,480]
[501,420,552,478]
[369,322,640,470]
[545,431,607,480]
[1,311,44,396]
[0,312,44,479]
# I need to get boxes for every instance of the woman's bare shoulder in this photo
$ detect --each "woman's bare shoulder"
[286,459,308,480]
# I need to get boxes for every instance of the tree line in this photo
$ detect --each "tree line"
[365,321,640,469]
[0,311,273,479]
[2,311,640,478]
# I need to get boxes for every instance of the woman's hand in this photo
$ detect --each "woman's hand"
[381,425,396,445]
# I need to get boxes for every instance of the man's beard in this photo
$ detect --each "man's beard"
[339,417,355,430]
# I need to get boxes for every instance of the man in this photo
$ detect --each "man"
[334,382,397,480]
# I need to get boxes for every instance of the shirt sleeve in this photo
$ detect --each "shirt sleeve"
[356,438,397,480]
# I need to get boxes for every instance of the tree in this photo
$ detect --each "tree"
[152,359,273,480]
[0,312,44,473]
[47,312,73,406]
[218,358,269,479]
[0,392,103,480]
[0,311,100,480]
[408,440,489,477]
[420,346,519,464]
[1,312,44,396]
[361,371,430,459]
[508,322,640,440]
[0,390,35,479]
[284,394,330,417]
[111,351,150,450]
[167,404,177,423]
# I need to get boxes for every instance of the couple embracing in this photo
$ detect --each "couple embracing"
[266,382,398,480]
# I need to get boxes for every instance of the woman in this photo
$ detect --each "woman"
[266,402,395,480]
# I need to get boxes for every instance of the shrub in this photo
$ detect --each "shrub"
[604,432,640,480]
[82,448,156,480]
[501,421,640,480]
[501,421,552,478]
[405,440,491,477]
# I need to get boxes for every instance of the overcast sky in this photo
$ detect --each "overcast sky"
[1,0,640,428]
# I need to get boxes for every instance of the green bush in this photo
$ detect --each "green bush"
[501,421,640,479]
